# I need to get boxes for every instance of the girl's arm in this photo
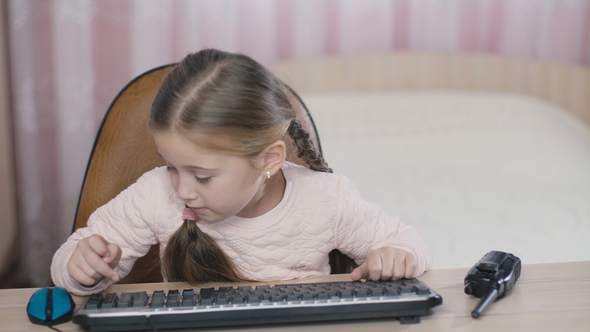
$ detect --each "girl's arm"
[333,175,432,279]
[51,169,164,295]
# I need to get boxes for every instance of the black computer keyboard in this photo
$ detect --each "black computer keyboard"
[72,278,442,331]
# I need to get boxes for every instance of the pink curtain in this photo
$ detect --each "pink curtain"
[7,0,590,286]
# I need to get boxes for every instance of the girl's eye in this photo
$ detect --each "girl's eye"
[166,166,176,172]
[195,176,211,184]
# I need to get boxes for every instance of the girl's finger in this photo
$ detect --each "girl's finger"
[403,253,417,278]
[380,249,395,280]
[366,251,383,281]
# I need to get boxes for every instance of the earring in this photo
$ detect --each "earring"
[266,171,271,179]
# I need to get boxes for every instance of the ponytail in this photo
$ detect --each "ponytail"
[162,219,244,283]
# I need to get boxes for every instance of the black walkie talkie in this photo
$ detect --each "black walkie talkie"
[464,250,521,318]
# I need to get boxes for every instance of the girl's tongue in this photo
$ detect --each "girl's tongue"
[182,207,199,221]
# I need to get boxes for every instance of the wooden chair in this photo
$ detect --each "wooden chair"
[72,63,326,284]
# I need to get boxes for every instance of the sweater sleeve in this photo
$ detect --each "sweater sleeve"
[333,175,432,277]
[51,169,164,295]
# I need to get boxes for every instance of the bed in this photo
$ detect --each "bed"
[269,52,590,269]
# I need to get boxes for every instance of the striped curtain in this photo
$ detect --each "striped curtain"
[8,0,590,286]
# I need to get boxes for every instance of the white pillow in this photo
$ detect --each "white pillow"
[304,91,590,269]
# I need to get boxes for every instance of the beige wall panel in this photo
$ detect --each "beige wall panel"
[270,52,590,127]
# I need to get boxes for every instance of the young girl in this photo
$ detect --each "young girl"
[51,49,432,296]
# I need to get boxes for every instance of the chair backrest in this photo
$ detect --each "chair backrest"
[73,64,324,283]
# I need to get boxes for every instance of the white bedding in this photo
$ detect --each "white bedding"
[303,92,590,269]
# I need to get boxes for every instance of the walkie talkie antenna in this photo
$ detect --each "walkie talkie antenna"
[470,288,498,318]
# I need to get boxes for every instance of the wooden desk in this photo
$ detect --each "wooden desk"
[1,261,589,332]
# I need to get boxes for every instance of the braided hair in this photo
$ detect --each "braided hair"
[287,119,332,173]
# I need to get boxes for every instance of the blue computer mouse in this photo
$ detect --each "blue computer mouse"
[27,286,75,326]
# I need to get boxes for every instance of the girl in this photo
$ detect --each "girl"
[51,49,432,295]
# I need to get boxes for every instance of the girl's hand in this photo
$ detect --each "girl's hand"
[350,247,417,281]
[67,234,122,286]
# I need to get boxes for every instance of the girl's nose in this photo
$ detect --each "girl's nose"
[176,179,199,201]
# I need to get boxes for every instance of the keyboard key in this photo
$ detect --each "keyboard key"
[247,294,263,304]
[286,293,299,301]
[102,293,118,309]
[355,289,371,298]
[386,287,401,296]
[150,291,166,308]
[270,294,285,302]
[237,286,254,292]
[339,290,354,298]
[131,292,148,307]
[218,286,234,293]
[413,285,431,295]
[166,290,180,307]
[217,295,230,305]
[400,287,414,294]
[181,290,196,307]
[233,295,246,303]
[199,297,214,306]
[85,294,102,309]
[198,288,216,306]
[117,293,133,308]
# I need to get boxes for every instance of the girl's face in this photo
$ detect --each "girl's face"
[153,131,267,222]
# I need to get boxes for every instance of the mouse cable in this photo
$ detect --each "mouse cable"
[47,325,63,332]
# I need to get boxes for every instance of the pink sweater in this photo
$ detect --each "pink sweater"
[51,162,432,295]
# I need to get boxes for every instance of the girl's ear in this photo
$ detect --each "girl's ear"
[260,140,286,177]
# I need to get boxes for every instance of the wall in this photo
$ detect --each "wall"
[6,0,590,287]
